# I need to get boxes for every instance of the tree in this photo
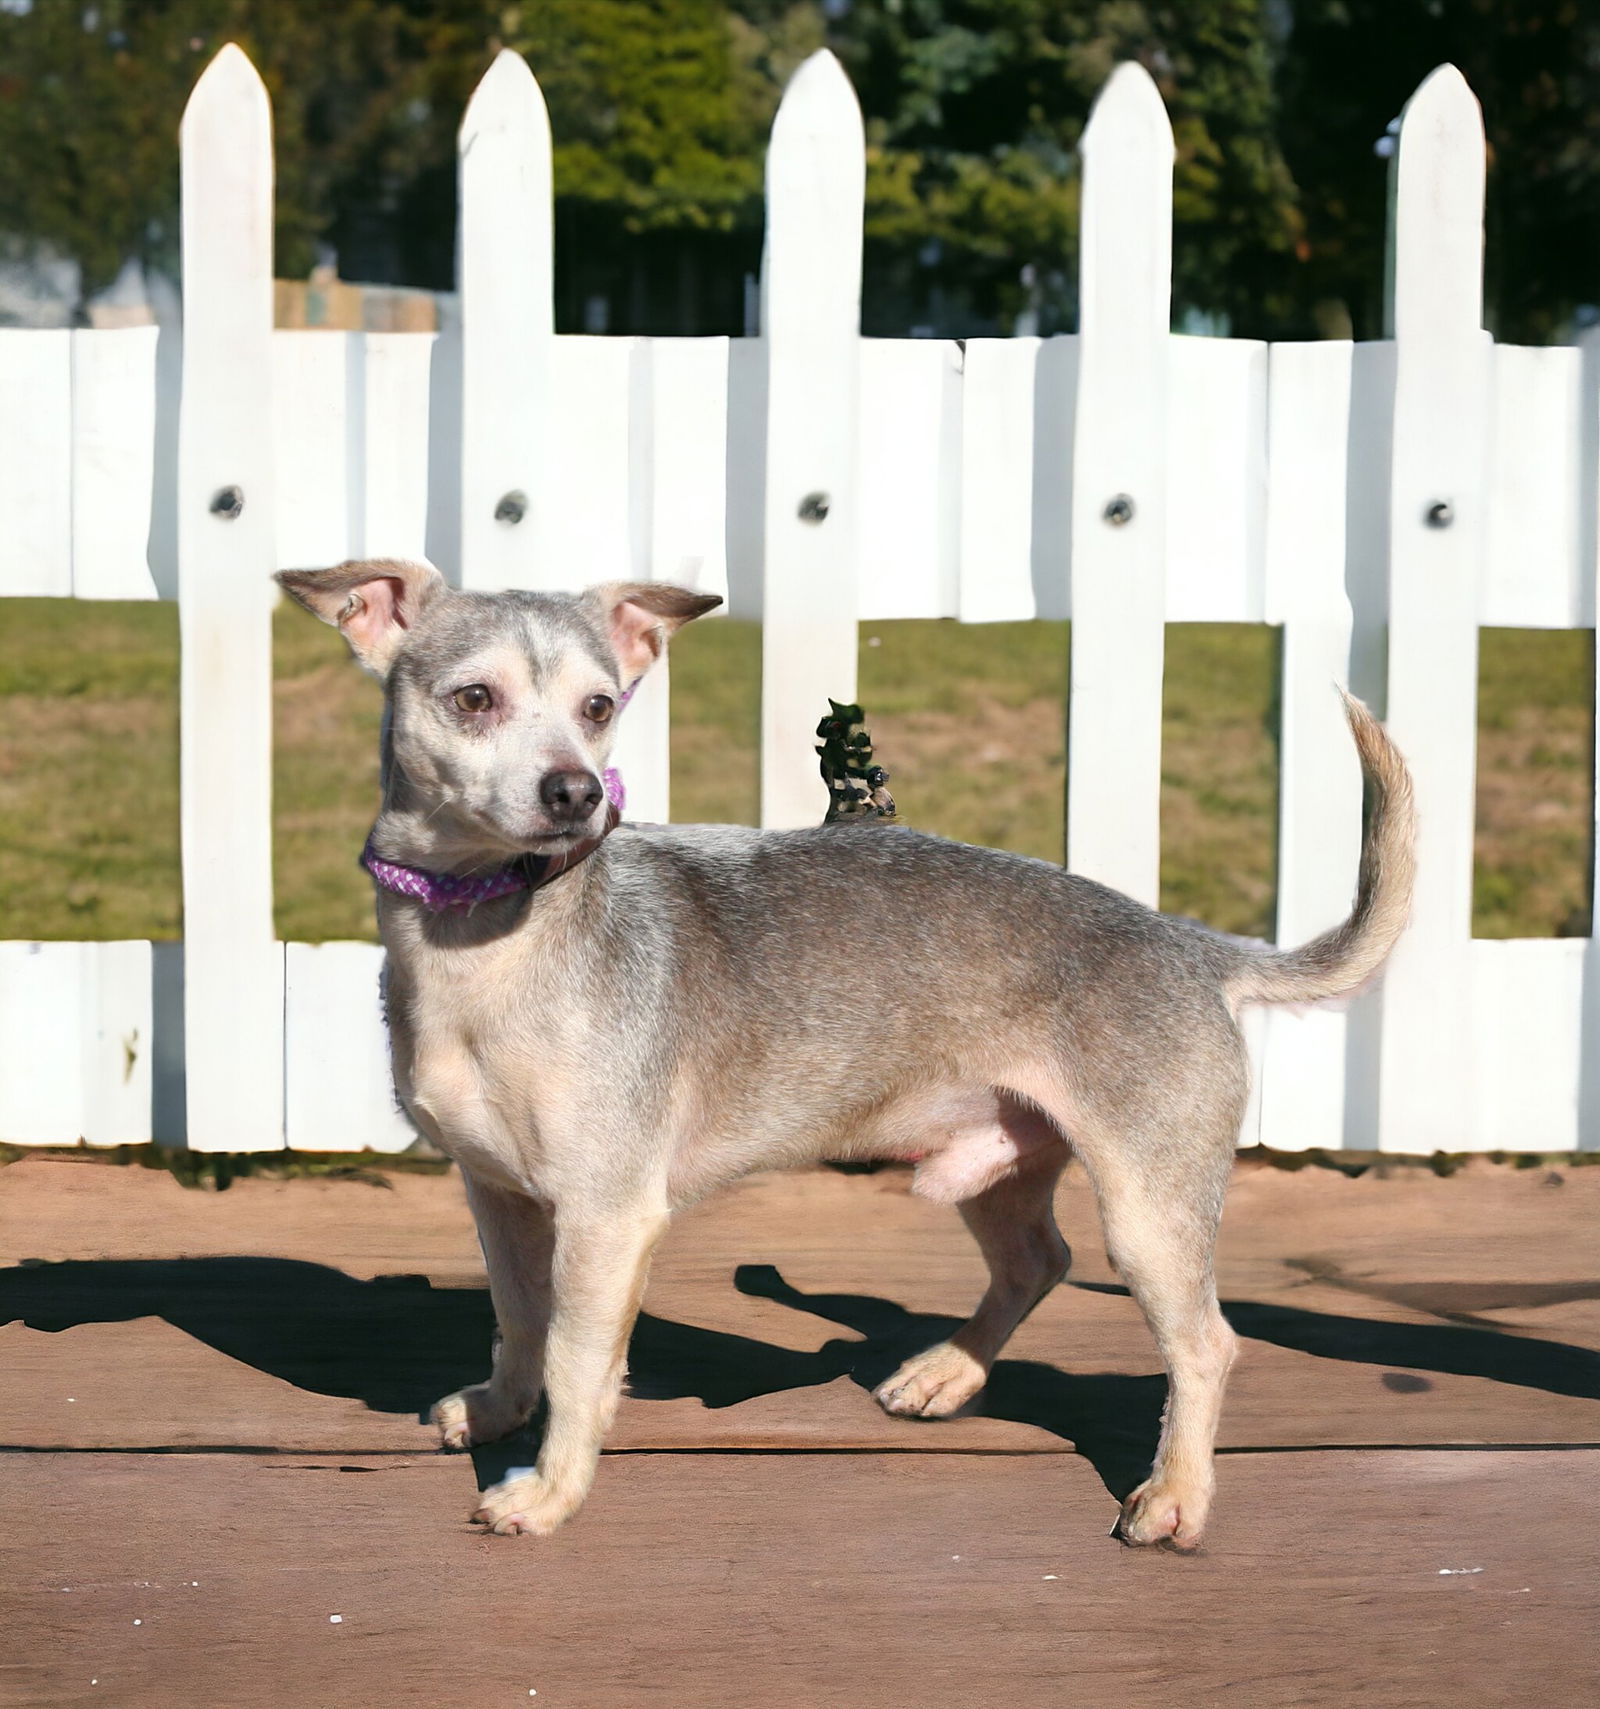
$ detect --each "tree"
[0,0,1592,340]
[834,0,1303,335]
[0,0,498,296]
[1281,0,1600,342]
[501,0,824,329]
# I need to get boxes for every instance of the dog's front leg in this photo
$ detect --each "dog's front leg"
[433,1171,553,1449]
[471,1200,669,1537]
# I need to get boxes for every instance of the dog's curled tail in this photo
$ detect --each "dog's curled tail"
[1229,693,1415,1008]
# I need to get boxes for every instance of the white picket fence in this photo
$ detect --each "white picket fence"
[3,46,1597,1156]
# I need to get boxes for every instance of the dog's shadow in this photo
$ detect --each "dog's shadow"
[3,1255,1597,1502]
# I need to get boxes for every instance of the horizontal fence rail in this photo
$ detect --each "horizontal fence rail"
[1,47,1597,1155]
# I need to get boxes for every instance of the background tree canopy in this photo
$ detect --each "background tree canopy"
[0,0,1593,340]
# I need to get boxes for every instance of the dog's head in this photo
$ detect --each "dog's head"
[276,559,719,859]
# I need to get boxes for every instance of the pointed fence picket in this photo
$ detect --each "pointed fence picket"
[176,44,282,1152]
[1375,66,1493,1153]
[1064,62,1173,908]
[1,45,1597,1155]
[458,48,554,595]
[758,49,865,830]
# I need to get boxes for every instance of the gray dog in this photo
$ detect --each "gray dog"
[277,558,1414,1549]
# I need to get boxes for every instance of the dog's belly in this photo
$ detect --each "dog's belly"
[864,1084,1063,1204]
[675,1082,1064,1208]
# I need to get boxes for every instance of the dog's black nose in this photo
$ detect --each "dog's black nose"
[538,768,604,822]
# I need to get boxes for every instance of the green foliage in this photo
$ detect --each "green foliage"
[0,0,497,292]
[503,0,821,234]
[838,0,1302,332]
[0,1,1592,337]
[1281,0,1600,341]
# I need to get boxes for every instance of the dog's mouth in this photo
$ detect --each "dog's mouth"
[518,816,607,856]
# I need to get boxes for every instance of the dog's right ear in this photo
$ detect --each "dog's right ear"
[275,558,445,680]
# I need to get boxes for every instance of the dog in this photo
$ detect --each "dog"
[275,557,1415,1549]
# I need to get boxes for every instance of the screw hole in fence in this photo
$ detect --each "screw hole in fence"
[209,485,244,520]
[798,491,830,524]
[495,490,528,525]
[1103,494,1135,527]
[1426,500,1454,529]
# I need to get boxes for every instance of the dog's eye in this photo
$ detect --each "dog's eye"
[453,684,493,714]
[584,694,616,725]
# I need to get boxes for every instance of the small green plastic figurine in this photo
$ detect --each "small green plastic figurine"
[815,699,897,824]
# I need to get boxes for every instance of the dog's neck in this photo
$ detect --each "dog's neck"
[363,766,626,915]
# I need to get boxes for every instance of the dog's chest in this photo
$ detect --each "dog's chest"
[389,943,578,1194]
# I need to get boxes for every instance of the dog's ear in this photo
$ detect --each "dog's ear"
[275,558,445,679]
[587,582,722,683]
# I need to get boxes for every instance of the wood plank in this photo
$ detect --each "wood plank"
[958,336,1041,622]
[758,50,865,828]
[283,942,415,1153]
[0,331,71,595]
[614,336,732,824]
[1581,324,1600,1154]
[545,335,635,583]
[176,44,284,1150]
[352,332,434,563]
[69,328,159,599]
[547,334,658,812]
[4,1449,1597,1709]
[858,338,962,621]
[646,337,730,605]
[0,938,153,1147]
[1375,66,1492,1154]
[1031,335,1079,622]
[3,1160,1598,1457]
[1469,938,1586,1151]
[1484,343,1586,628]
[724,335,767,621]
[272,329,350,570]
[1165,335,1268,622]
[1064,64,1172,904]
[82,940,153,1147]
[0,942,84,1144]
[424,293,464,585]
[147,307,183,599]
[458,49,553,591]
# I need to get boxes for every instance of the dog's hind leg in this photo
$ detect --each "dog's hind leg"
[875,1146,1070,1419]
[433,1170,553,1449]
[1079,1110,1240,1551]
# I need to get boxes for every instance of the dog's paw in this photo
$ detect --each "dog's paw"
[431,1383,530,1451]
[1116,1478,1208,1552]
[874,1342,987,1419]
[471,1471,582,1538]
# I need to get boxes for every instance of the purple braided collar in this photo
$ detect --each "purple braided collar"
[363,681,638,915]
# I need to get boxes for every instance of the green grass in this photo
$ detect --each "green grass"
[1,602,1591,943]
[0,600,181,939]
[1471,627,1594,938]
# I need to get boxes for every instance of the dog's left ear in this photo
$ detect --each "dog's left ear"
[588,583,722,683]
